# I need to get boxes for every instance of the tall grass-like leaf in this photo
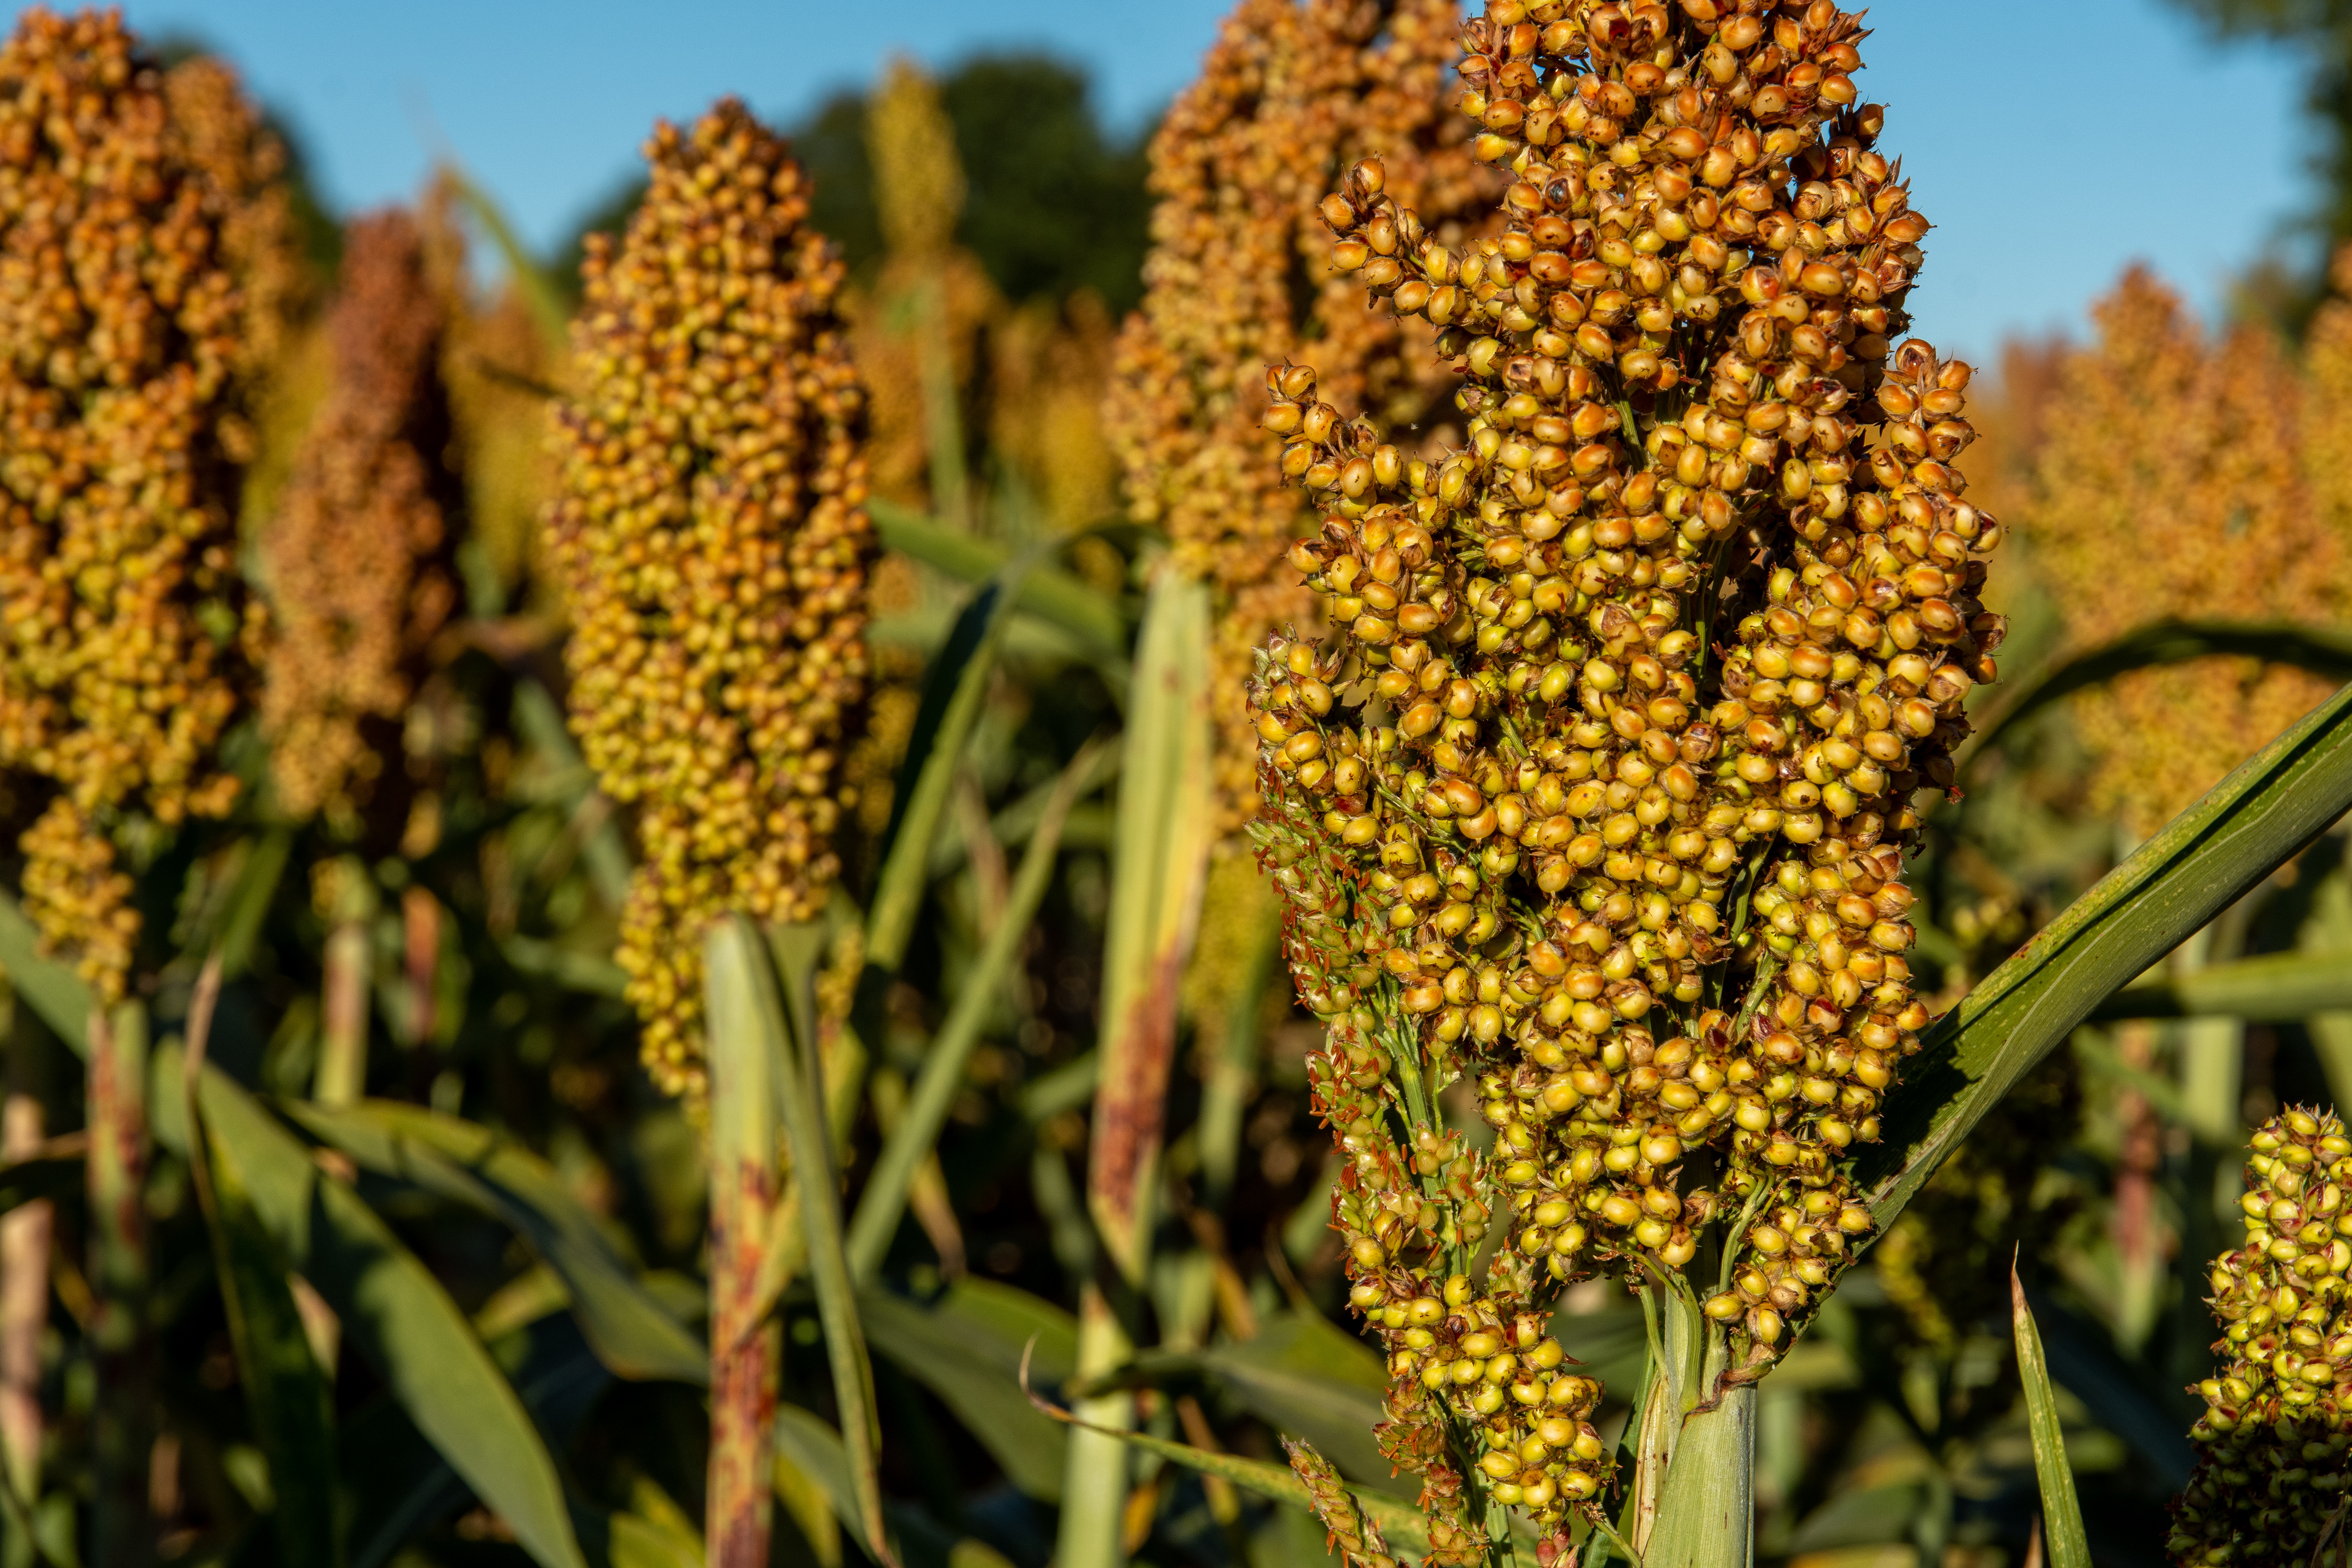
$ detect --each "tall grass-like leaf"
[513,678,634,909]
[711,920,897,1568]
[866,572,1026,977]
[0,898,87,1047]
[2086,947,2352,1021]
[439,163,572,356]
[1960,618,2352,769]
[197,1111,343,1566]
[2011,1269,2091,1568]
[1060,567,1217,1568]
[846,737,1105,1278]
[704,919,784,1567]
[867,498,1128,661]
[288,1101,705,1384]
[149,1048,588,1568]
[855,1287,1070,1501]
[184,954,343,1568]
[1862,682,2352,1227]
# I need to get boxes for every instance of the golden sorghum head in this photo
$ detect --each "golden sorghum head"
[0,11,292,1000]
[2019,267,2345,839]
[546,99,875,1099]
[853,58,999,517]
[869,55,966,261]
[2170,1107,2352,1564]
[260,207,459,823]
[1111,0,1504,832]
[1244,0,2000,1539]
[992,291,1120,532]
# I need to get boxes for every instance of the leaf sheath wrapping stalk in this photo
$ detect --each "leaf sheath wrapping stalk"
[704,919,783,1568]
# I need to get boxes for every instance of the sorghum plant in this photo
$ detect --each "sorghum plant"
[1247,0,2000,1552]
[0,9,293,1000]
[1110,0,1502,831]
[260,207,460,824]
[2019,268,2349,838]
[2171,1107,2352,1564]
[544,100,876,1098]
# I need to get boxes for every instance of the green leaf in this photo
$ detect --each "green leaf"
[2011,1269,2092,1568]
[856,1285,1069,1501]
[196,1111,343,1568]
[866,571,1027,978]
[1861,681,2352,1228]
[0,895,91,1048]
[1962,618,2352,768]
[1016,1367,1433,1555]
[2087,947,2352,1021]
[152,1047,587,1568]
[513,678,634,910]
[710,920,896,1566]
[283,1100,706,1384]
[770,1405,1014,1568]
[868,498,1128,661]
[216,829,292,980]
[846,736,1106,1278]
[440,163,573,358]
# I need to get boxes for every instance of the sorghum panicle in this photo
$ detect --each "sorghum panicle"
[546,101,875,1098]
[260,208,459,822]
[1248,0,2001,1538]
[1110,0,1504,832]
[0,11,293,1000]
[2171,1107,2352,1564]
[2020,268,2344,839]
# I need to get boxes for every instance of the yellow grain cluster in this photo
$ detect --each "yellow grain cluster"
[1111,0,1504,832]
[2017,268,2347,837]
[1246,0,1997,1543]
[0,11,292,1000]
[260,209,458,822]
[546,101,875,1098]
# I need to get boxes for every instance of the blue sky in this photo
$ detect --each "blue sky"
[116,0,2312,363]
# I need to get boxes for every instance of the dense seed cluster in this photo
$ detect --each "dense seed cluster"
[2018,269,2346,838]
[546,101,875,1098]
[260,209,458,821]
[1247,0,2001,1535]
[2171,1108,2352,1564]
[0,12,292,1000]
[1109,0,1503,831]
[1285,1437,1401,1568]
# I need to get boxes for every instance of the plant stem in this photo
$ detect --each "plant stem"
[0,991,47,1568]
[86,1002,149,1568]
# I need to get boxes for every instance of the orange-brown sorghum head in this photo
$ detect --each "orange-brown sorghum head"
[0,11,293,1000]
[545,100,875,1099]
[260,207,459,823]
[1245,0,2000,1541]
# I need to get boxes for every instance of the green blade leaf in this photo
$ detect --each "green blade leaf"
[846,735,1107,1278]
[856,1285,1069,1501]
[2087,947,2352,1021]
[0,895,91,1049]
[2011,1268,2091,1568]
[152,1048,588,1568]
[439,162,572,358]
[1016,1352,1433,1554]
[283,1100,706,1384]
[866,570,1026,977]
[514,677,635,910]
[868,498,1128,662]
[1962,617,2352,768]
[197,1113,343,1568]
[1861,682,2352,1229]
[710,919,896,1568]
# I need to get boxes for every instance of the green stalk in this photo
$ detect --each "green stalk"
[86,1001,149,1568]
[846,737,1105,1279]
[0,984,48,1568]
[704,920,784,1568]
[754,921,898,1568]
[1059,568,1216,1568]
